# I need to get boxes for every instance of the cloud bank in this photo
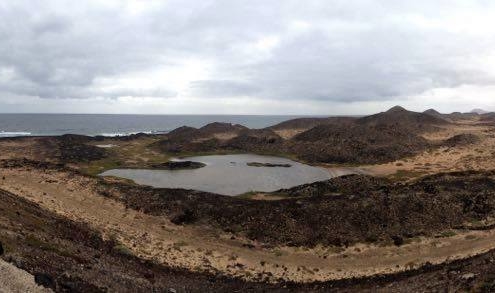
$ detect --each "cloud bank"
[1,0,495,114]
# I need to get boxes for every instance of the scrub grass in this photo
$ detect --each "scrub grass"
[82,137,170,176]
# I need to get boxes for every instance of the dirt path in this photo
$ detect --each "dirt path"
[3,167,495,283]
[0,259,52,293]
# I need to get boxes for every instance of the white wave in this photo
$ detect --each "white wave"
[98,133,127,137]
[95,144,117,148]
[0,131,32,137]
[98,131,154,137]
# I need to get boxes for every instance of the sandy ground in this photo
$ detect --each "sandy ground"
[0,138,44,161]
[0,259,52,293]
[194,132,240,142]
[350,124,495,179]
[2,167,495,283]
[273,129,308,139]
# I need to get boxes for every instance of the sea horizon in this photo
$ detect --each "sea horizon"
[0,113,336,137]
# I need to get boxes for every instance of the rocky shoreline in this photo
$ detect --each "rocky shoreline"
[246,162,292,167]
[151,160,206,170]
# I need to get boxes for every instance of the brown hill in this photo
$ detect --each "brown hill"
[165,126,199,141]
[289,124,429,164]
[269,117,356,131]
[471,108,490,114]
[423,109,453,123]
[442,133,480,147]
[480,112,495,123]
[223,129,283,152]
[198,122,247,135]
[166,123,247,141]
[156,106,448,164]
[357,106,449,133]
[423,108,442,116]
[445,112,480,122]
[157,124,276,154]
[159,123,249,152]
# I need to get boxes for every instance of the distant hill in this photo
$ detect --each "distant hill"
[269,117,356,131]
[287,106,436,163]
[480,112,495,123]
[290,123,430,164]
[444,112,479,121]
[165,126,198,141]
[423,108,442,116]
[357,106,449,133]
[157,106,446,164]
[165,123,247,142]
[198,122,247,136]
[471,109,490,115]
[224,128,283,151]
[423,109,453,122]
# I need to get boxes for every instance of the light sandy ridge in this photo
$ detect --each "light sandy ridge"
[3,167,495,283]
[360,124,495,178]
[0,259,52,293]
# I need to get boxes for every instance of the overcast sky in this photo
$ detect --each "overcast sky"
[1,0,495,115]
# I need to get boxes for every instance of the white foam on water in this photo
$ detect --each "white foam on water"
[95,144,117,148]
[0,131,32,137]
[98,131,154,137]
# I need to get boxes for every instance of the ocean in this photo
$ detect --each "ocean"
[0,114,305,137]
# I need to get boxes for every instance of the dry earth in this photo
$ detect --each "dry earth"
[350,124,495,180]
[2,111,495,291]
[2,166,495,284]
[0,259,52,293]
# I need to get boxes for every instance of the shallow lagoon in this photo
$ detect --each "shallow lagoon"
[101,154,359,195]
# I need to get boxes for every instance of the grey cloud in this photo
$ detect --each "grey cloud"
[0,1,177,100]
[99,88,177,99]
[0,83,177,100]
[1,0,495,107]
[247,29,471,101]
[189,80,261,98]
[32,15,72,35]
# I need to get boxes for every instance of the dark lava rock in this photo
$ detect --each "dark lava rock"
[55,135,108,163]
[392,235,404,246]
[34,273,55,289]
[58,276,107,293]
[246,162,291,168]
[442,133,480,147]
[171,208,197,225]
[290,124,430,164]
[274,174,391,197]
[111,170,495,248]
[151,161,206,170]
[225,129,283,150]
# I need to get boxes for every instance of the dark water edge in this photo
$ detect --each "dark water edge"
[0,113,312,137]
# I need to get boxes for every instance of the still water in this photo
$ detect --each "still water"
[101,154,359,196]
